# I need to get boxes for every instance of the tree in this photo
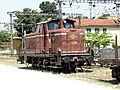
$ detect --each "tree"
[13,31,21,37]
[85,31,114,49]
[14,1,58,36]
[0,30,10,42]
[14,8,42,35]
[98,14,110,19]
[39,1,58,20]
[39,1,57,14]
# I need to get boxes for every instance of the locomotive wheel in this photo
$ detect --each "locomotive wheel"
[117,73,120,82]
[31,58,34,69]
[112,68,117,78]
[71,67,76,73]
[32,64,36,69]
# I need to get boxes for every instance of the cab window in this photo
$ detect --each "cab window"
[36,24,42,33]
[48,22,58,30]
[65,23,73,28]
[64,20,74,29]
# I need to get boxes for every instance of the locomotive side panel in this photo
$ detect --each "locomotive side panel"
[79,30,84,52]
[40,35,45,53]
[35,35,41,53]
[60,30,84,54]
[29,37,36,49]
[54,33,62,53]
[39,24,47,53]
[25,38,30,49]
[67,31,79,53]
[25,34,36,49]
[61,33,67,53]
[24,34,36,55]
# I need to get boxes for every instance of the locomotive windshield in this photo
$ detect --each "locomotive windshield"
[48,19,75,30]
[48,22,58,30]
[65,22,74,28]
[64,19,74,28]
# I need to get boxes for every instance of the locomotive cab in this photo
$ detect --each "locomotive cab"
[36,18,84,54]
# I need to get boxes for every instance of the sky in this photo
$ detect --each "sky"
[0,0,116,30]
[0,0,54,29]
[0,0,54,22]
[62,2,116,17]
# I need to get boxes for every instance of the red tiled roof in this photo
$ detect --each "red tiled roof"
[73,19,118,27]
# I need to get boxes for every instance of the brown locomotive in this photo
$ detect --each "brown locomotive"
[18,18,92,71]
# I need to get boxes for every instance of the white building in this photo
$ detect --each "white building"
[74,18,120,46]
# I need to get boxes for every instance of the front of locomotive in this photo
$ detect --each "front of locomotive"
[48,19,87,70]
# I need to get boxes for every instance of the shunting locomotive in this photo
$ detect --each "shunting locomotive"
[18,18,92,71]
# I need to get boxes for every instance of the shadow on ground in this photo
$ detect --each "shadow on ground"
[18,66,33,70]
[18,65,94,75]
[97,79,119,85]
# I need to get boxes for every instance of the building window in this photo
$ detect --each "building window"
[103,28,107,32]
[95,28,99,32]
[86,28,91,33]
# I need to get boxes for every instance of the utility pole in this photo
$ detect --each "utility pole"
[56,0,62,18]
[78,14,82,29]
[89,1,92,19]
[116,3,120,25]
[7,12,14,56]
[115,34,118,66]
[21,23,25,49]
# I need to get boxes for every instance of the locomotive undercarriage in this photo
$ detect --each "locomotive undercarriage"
[18,53,91,72]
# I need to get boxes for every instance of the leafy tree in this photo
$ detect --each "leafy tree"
[0,30,10,42]
[14,1,58,36]
[85,31,114,49]
[39,1,58,20]
[14,8,42,35]
[39,1,57,14]
[13,31,21,37]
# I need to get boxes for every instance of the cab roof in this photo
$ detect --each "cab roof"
[37,18,76,25]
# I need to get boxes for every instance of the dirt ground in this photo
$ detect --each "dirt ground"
[0,55,120,89]
[0,64,117,90]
